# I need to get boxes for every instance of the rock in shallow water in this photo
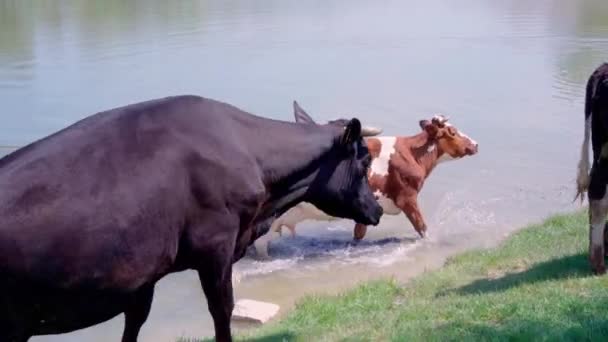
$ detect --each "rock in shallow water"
[232,299,280,324]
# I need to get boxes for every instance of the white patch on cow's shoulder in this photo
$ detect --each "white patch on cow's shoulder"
[427,144,436,153]
[370,137,396,176]
[368,137,400,216]
[374,191,402,215]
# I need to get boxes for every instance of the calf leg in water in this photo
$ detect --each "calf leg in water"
[254,230,276,259]
[589,198,608,275]
[121,285,155,342]
[397,195,427,238]
[199,255,234,342]
[353,223,368,241]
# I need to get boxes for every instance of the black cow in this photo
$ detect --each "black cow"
[576,62,608,275]
[0,95,383,342]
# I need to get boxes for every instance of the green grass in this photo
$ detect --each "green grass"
[189,210,608,342]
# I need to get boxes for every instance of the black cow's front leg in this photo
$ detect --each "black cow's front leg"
[198,255,234,342]
[122,284,155,342]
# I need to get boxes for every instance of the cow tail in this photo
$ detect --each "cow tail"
[575,74,595,203]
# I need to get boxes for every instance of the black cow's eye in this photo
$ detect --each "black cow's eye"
[362,155,372,170]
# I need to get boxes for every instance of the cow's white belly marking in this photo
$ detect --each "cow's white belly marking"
[375,191,401,215]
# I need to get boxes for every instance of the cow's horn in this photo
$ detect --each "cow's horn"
[432,115,449,126]
[361,126,383,136]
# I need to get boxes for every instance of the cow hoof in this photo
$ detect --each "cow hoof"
[590,246,606,275]
[592,266,606,276]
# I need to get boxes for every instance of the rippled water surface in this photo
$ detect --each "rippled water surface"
[1,0,607,340]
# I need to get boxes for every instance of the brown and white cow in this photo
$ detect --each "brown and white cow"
[254,107,478,258]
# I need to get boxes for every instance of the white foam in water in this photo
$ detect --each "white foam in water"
[326,224,349,232]
[235,257,303,280]
[236,189,505,281]
[430,190,498,235]
[367,242,420,267]
[237,232,425,278]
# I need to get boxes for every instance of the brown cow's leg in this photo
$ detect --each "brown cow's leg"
[286,224,296,237]
[589,199,608,275]
[121,285,155,342]
[396,196,427,238]
[199,259,234,342]
[353,223,368,241]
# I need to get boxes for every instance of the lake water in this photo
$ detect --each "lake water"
[1,0,607,340]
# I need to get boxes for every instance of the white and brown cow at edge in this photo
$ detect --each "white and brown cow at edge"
[254,103,479,258]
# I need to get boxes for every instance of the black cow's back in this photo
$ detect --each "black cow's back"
[0,95,263,289]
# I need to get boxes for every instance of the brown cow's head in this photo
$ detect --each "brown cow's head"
[419,115,478,162]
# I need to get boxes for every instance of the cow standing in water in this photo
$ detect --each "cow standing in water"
[0,95,383,342]
[255,105,478,258]
[576,62,608,275]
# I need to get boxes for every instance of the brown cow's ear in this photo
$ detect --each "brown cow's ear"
[341,118,362,145]
[422,121,439,138]
[419,120,431,130]
[293,101,316,125]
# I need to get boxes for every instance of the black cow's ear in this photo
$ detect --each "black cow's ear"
[293,101,316,125]
[341,118,362,145]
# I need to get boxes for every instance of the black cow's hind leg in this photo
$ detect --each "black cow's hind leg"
[121,285,155,342]
[198,255,234,342]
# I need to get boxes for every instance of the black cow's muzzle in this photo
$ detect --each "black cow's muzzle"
[363,205,383,226]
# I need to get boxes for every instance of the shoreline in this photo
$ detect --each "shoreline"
[188,209,592,341]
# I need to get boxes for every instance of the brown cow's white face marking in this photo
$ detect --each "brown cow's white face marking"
[429,115,478,164]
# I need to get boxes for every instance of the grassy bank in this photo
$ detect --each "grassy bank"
[193,210,608,341]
